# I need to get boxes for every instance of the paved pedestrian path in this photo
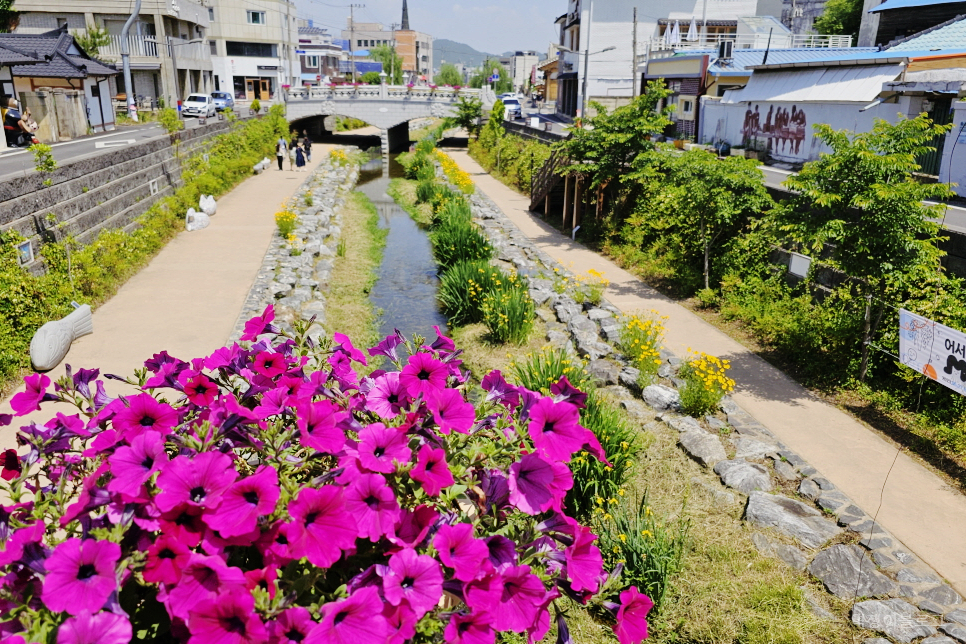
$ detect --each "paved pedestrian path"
[0,147,330,447]
[445,148,966,595]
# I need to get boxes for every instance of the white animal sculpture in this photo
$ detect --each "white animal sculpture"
[30,304,93,371]
[200,194,217,216]
[185,208,210,231]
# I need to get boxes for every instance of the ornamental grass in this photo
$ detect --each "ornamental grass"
[481,280,535,345]
[429,218,493,271]
[437,260,506,326]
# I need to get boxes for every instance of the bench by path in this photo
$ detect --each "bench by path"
[445,148,966,597]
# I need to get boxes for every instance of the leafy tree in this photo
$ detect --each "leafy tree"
[469,60,512,94]
[73,24,112,57]
[0,0,16,33]
[775,115,955,378]
[434,63,462,87]
[477,101,505,149]
[369,45,403,84]
[814,0,863,40]
[447,96,483,137]
[361,71,382,85]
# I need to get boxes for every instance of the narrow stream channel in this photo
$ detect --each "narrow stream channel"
[355,153,448,342]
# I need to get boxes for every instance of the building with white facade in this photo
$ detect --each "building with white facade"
[209,0,298,102]
[297,23,342,86]
[11,0,210,107]
[510,51,540,93]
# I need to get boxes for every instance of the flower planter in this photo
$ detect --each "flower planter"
[730,148,746,157]
[672,139,685,150]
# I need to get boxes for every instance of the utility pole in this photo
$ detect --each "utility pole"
[631,7,638,98]
[348,4,364,83]
[580,0,594,119]
[120,0,142,122]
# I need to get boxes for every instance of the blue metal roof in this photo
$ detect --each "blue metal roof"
[870,0,964,12]
[888,15,966,50]
[707,47,879,75]
[751,48,966,68]
[337,61,384,74]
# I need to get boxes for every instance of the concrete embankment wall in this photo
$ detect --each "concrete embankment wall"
[0,120,231,273]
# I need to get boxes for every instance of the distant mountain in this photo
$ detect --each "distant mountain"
[433,39,498,68]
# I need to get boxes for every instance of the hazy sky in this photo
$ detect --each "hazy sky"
[296,0,564,54]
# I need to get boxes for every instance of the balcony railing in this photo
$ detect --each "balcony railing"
[287,85,482,101]
[649,33,853,52]
[100,34,160,58]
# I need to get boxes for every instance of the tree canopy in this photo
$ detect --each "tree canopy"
[446,96,484,137]
[469,60,512,94]
[368,45,403,84]
[73,24,111,58]
[813,0,864,40]
[434,63,462,87]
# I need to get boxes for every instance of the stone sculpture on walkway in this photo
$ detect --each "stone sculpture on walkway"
[29,303,93,371]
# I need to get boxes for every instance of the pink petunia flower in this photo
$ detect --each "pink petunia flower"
[614,586,654,644]
[107,431,168,497]
[344,473,401,542]
[480,370,520,409]
[187,591,267,644]
[182,374,219,406]
[143,535,192,585]
[285,487,358,567]
[158,553,247,620]
[1,449,21,481]
[434,523,489,582]
[204,465,280,537]
[565,524,604,593]
[268,606,315,644]
[155,451,237,513]
[252,351,288,378]
[410,445,455,497]
[42,538,120,615]
[244,566,279,600]
[492,564,548,633]
[10,373,51,415]
[157,504,206,548]
[508,453,572,515]
[444,611,494,644]
[356,423,411,473]
[112,394,178,441]
[527,397,586,462]
[388,505,439,548]
[399,353,448,398]
[241,305,279,342]
[368,331,405,363]
[333,333,368,365]
[428,389,474,435]
[308,587,388,644]
[56,610,131,644]
[383,602,417,644]
[382,548,443,618]
[295,400,346,454]
[550,375,588,409]
[365,372,409,419]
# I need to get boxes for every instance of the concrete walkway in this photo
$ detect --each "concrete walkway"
[0,146,330,446]
[445,148,966,595]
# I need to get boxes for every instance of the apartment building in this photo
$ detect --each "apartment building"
[510,50,540,92]
[297,24,342,86]
[208,0,298,101]
[12,0,211,107]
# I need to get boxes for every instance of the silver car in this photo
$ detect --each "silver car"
[211,91,234,111]
[182,94,216,118]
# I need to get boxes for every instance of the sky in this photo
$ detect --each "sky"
[296,0,563,55]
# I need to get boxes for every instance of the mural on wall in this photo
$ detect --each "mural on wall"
[741,104,808,155]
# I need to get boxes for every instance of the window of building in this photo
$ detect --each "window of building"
[209,40,217,55]
[307,55,319,68]
[226,41,277,57]
[247,11,266,25]
[57,18,68,29]
[682,99,694,114]
[208,7,215,20]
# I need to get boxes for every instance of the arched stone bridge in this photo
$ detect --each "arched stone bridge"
[285,85,484,152]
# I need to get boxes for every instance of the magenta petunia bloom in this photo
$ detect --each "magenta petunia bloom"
[484,535,518,571]
[285,487,358,567]
[107,431,168,497]
[155,451,237,513]
[365,372,409,420]
[399,353,447,398]
[410,445,454,497]
[427,325,456,354]
[42,538,120,615]
[1,449,21,481]
[614,586,654,644]
[428,389,474,435]
[527,397,586,462]
[480,370,520,409]
[112,393,178,440]
[187,591,267,644]
[56,610,131,644]
[389,504,439,548]
[253,351,288,378]
[383,602,417,644]
[295,400,346,454]
[143,535,192,585]
[368,330,406,362]
[550,376,588,409]
[159,553,247,620]
[308,587,387,644]
[268,607,315,644]
[357,423,411,473]
[10,373,51,415]
[344,472,401,542]
[565,524,604,593]
[444,610,494,644]
[383,548,443,618]
[434,523,489,582]
[182,374,219,407]
[204,465,280,537]
[508,453,572,515]
[333,332,368,366]
[492,565,548,633]
[241,305,279,342]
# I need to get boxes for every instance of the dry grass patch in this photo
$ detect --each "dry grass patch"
[387,178,434,227]
[449,320,545,382]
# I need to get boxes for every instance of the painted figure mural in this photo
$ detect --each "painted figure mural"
[741,103,808,156]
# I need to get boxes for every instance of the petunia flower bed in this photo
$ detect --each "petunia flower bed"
[0,306,654,644]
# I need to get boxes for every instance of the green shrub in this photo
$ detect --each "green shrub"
[438,260,506,325]
[481,280,534,344]
[512,346,591,394]
[405,152,433,181]
[415,179,438,204]
[433,197,472,228]
[250,98,261,113]
[430,219,492,270]
[415,137,435,155]
[158,107,183,134]
[416,161,436,182]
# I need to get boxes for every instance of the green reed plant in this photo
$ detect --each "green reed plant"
[430,219,492,270]
[415,136,436,155]
[597,495,689,610]
[438,260,506,325]
[433,198,472,228]
[481,279,534,344]
[405,151,432,180]
[416,178,438,204]
[512,346,591,393]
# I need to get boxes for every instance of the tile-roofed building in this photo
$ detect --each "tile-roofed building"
[886,13,966,49]
[858,0,966,46]
[0,27,118,79]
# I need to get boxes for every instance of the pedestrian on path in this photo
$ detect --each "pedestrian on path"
[289,133,299,171]
[302,130,312,162]
[295,143,306,172]
[275,137,287,171]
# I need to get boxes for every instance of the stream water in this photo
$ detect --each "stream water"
[355,154,448,342]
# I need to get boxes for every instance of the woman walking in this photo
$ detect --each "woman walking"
[295,143,306,172]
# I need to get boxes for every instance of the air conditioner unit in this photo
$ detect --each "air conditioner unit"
[718,40,734,60]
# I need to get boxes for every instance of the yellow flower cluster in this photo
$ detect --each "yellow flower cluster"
[434,150,474,194]
[329,148,349,166]
[274,207,298,238]
[685,350,735,394]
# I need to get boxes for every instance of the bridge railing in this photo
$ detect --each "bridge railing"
[286,85,482,101]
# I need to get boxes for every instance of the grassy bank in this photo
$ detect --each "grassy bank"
[386,178,433,226]
[323,191,387,351]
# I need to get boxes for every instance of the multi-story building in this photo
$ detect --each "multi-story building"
[395,29,433,81]
[208,0,298,102]
[340,20,396,52]
[510,50,540,93]
[297,23,342,86]
[11,0,211,107]
[780,0,829,34]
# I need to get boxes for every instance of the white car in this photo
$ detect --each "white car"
[182,94,216,118]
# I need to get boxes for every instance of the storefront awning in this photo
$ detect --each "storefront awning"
[721,64,903,103]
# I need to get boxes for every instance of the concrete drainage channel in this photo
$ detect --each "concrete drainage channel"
[230,150,358,343]
[464,182,966,644]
